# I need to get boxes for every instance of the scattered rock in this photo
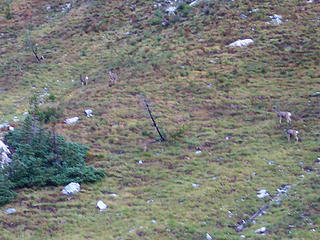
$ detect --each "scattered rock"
[147,199,154,203]
[64,117,79,124]
[228,39,254,47]
[240,14,247,19]
[268,161,275,165]
[4,208,16,214]
[13,116,19,122]
[195,150,202,155]
[257,189,269,198]
[249,8,259,13]
[61,182,80,196]
[190,0,207,7]
[277,185,291,193]
[255,226,266,234]
[267,14,282,25]
[165,6,177,16]
[151,220,157,224]
[309,91,320,97]
[0,123,9,129]
[192,183,199,188]
[206,232,213,240]
[84,109,93,117]
[23,111,28,115]
[96,200,108,211]
[212,176,217,180]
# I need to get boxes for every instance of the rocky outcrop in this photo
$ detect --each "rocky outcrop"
[0,139,11,169]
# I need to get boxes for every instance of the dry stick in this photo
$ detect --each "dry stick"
[236,191,283,232]
[143,96,166,142]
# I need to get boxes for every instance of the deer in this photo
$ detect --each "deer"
[284,129,299,142]
[273,106,292,124]
[109,70,118,87]
[80,74,88,86]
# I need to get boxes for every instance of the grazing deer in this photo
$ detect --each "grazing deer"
[284,129,299,142]
[273,106,292,124]
[109,70,118,87]
[80,74,88,86]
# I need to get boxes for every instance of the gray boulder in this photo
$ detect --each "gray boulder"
[61,182,80,195]
[4,208,16,214]
[64,117,79,124]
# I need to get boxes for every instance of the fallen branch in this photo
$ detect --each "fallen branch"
[235,186,290,232]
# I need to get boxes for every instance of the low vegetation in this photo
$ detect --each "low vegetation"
[1,116,104,205]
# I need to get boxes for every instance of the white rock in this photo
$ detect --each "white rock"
[8,126,14,131]
[228,39,254,47]
[0,140,11,169]
[165,6,177,16]
[249,8,259,13]
[61,182,80,195]
[84,109,93,117]
[151,220,157,224]
[147,199,154,203]
[64,117,79,124]
[257,189,269,198]
[206,232,213,240]
[195,150,202,155]
[0,140,10,154]
[96,200,107,211]
[192,183,199,188]
[109,193,118,197]
[240,235,246,238]
[268,14,282,25]
[0,123,9,129]
[23,111,29,115]
[138,160,143,164]
[13,116,19,122]
[277,185,291,193]
[4,208,16,214]
[255,227,266,234]
[190,0,207,7]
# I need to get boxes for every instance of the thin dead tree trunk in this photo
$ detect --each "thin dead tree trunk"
[235,191,283,232]
[142,95,166,142]
[31,45,41,62]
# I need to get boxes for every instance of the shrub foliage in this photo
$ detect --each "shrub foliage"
[0,116,104,205]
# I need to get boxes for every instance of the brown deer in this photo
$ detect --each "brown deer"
[284,129,299,142]
[109,70,118,87]
[80,74,88,86]
[273,106,292,124]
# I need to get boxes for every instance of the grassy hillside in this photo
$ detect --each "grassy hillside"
[0,0,319,239]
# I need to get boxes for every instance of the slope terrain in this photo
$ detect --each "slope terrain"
[0,0,319,239]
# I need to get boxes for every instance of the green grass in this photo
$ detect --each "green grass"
[0,0,319,239]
